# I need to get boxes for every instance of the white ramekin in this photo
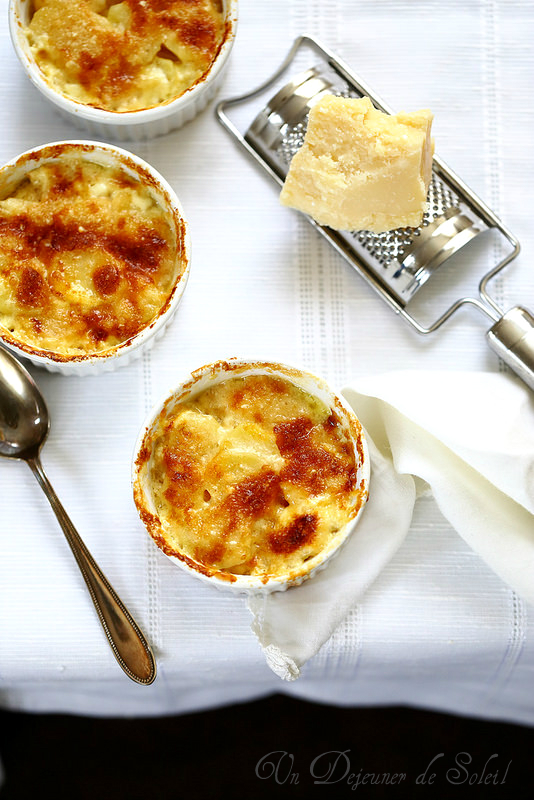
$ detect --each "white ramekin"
[0,140,191,375]
[132,358,370,594]
[9,0,238,141]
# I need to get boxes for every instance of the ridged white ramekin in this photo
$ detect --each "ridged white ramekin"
[0,140,191,375]
[9,0,238,141]
[132,358,370,594]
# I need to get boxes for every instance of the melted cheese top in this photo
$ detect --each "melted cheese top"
[0,154,182,358]
[141,374,366,580]
[24,0,227,112]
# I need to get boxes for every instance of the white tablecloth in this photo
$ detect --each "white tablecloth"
[1,0,534,724]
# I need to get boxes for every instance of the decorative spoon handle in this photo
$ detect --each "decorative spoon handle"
[28,455,157,686]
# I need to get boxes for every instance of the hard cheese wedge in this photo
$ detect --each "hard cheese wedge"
[280,95,434,233]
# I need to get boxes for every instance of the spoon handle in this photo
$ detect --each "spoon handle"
[28,455,156,686]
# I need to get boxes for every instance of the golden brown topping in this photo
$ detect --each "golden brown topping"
[197,541,227,565]
[275,416,352,495]
[0,214,167,277]
[16,267,48,307]
[230,376,288,409]
[0,155,182,358]
[25,0,228,112]
[92,264,120,296]
[163,449,201,505]
[274,416,313,456]
[224,468,282,526]
[79,50,139,104]
[139,373,366,581]
[269,514,318,555]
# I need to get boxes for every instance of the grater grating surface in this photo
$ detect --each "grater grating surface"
[217,35,534,391]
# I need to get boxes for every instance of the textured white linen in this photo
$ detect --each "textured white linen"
[1,0,534,723]
[250,370,534,680]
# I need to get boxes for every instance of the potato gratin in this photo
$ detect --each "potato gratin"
[135,371,368,583]
[23,0,227,112]
[0,148,183,360]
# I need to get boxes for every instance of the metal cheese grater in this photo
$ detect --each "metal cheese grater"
[216,35,534,391]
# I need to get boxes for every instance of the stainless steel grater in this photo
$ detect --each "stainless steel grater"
[216,35,534,391]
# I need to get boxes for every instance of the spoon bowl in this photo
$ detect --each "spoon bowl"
[0,343,156,685]
[0,345,49,459]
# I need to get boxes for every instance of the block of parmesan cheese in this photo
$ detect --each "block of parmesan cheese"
[279,95,434,233]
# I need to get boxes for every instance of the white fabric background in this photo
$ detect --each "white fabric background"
[1,0,534,724]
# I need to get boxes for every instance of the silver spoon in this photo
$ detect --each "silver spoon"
[0,344,156,685]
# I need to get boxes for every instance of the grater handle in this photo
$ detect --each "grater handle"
[486,306,534,391]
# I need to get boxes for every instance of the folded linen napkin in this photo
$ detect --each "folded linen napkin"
[248,370,534,680]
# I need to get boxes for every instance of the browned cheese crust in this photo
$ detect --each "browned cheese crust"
[0,153,183,359]
[138,374,367,581]
[25,0,227,111]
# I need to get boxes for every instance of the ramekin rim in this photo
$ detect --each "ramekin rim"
[0,138,191,369]
[131,357,370,593]
[8,0,239,126]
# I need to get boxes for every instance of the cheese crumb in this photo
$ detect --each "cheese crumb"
[280,95,434,233]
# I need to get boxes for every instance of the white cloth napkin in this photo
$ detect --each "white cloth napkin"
[248,370,534,681]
